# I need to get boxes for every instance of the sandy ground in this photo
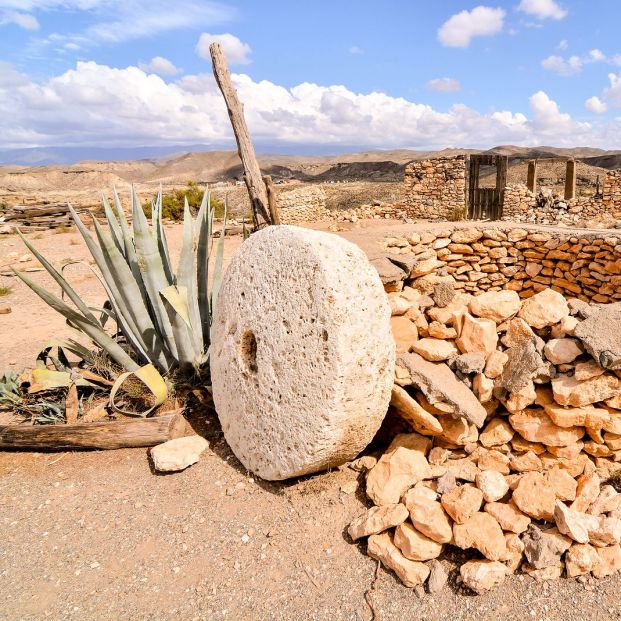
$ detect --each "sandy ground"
[2,220,621,620]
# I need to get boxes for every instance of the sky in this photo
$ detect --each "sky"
[1,0,621,156]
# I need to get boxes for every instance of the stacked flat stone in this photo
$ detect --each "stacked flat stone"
[348,281,621,594]
[380,225,621,304]
[403,156,466,220]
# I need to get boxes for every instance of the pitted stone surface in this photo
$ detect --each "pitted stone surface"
[211,225,395,480]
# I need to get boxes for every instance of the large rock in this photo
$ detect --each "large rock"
[543,338,583,365]
[593,545,621,578]
[522,525,572,569]
[512,472,557,520]
[469,290,521,323]
[389,386,442,436]
[441,484,483,524]
[509,410,584,447]
[366,434,432,505]
[460,560,507,594]
[518,288,569,329]
[411,338,459,362]
[396,353,487,427]
[453,512,507,560]
[565,543,601,577]
[150,435,208,472]
[211,226,395,480]
[484,501,531,534]
[573,303,621,370]
[551,373,621,408]
[393,522,443,561]
[404,486,453,543]
[456,314,498,357]
[367,532,430,587]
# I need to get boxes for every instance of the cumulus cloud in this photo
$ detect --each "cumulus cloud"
[0,60,612,151]
[426,77,461,93]
[585,96,607,114]
[348,45,363,55]
[138,56,180,76]
[437,6,505,48]
[0,10,40,29]
[196,32,251,65]
[603,71,621,108]
[518,0,567,20]
[541,49,607,76]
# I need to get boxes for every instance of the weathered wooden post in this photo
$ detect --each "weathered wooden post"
[209,42,273,229]
[564,159,576,200]
[526,160,537,193]
[263,175,281,225]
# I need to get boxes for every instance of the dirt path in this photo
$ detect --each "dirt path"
[1,220,621,619]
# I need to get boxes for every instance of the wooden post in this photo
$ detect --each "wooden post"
[495,155,508,219]
[209,42,271,229]
[564,159,576,200]
[262,175,281,225]
[526,160,537,193]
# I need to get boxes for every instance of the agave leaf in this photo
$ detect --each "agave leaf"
[176,200,203,349]
[211,202,227,311]
[196,187,213,348]
[160,285,192,328]
[131,188,179,361]
[100,193,125,257]
[22,368,99,394]
[149,185,174,284]
[91,217,172,370]
[109,363,168,417]
[16,229,100,326]
[160,285,198,368]
[13,269,139,372]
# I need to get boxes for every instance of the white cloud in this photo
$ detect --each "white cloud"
[603,71,621,108]
[585,96,607,114]
[1,10,40,29]
[557,39,568,50]
[196,33,251,65]
[138,56,180,76]
[426,77,461,93]
[348,45,363,55]
[541,49,608,76]
[437,6,505,48]
[0,60,610,151]
[541,54,583,76]
[518,0,567,20]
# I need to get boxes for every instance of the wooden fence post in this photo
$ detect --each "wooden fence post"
[209,42,272,229]
[263,175,281,225]
[564,159,576,200]
[526,160,537,193]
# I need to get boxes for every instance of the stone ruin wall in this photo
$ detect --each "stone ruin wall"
[502,171,621,227]
[402,156,466,220]
[375,223,621,305]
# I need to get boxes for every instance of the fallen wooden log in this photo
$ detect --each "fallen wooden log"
[0,412,192,450]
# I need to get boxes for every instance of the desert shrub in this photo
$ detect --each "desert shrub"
[142,182,225,220]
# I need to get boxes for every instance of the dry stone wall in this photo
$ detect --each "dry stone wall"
[403,156,466,220]
[503,171,621,227]
[376,224,621,304]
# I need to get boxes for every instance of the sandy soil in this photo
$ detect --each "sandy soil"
[1,220,621,620]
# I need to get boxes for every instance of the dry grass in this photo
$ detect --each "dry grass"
[0,286,12,297]
[54,226,72,234]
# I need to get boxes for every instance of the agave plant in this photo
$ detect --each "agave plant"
[14,186,225,415]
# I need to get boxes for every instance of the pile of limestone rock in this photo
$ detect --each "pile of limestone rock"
[348,284,621,594]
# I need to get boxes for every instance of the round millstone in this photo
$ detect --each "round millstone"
[210,225,395,480]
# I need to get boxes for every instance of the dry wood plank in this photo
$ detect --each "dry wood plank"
[262,175,281,225]
[209,42,272,230]
[0,412,192,450]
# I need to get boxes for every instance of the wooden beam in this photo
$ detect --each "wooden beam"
[526,160,537,193]
[262,175,281,225]
[0,412,192,450]
[564,159,576,200]
[209,42,272,230]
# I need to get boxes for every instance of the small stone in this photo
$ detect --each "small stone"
[348,504,409,541]
[510,451,543,472]
[511,436,545,455]
[480,418,514,448]
[546,467,577,501]
[404,487,453,544]
[485,350,509,379]
[392,316,419,353]
[469,290,521,323]
[477,449,510,474]
[436,469,457,495]
[349,455,378,472]
[389,386,443,436]
[454,352,486,375]
[522,561,563,582]
[522,525,572,569]
[544,402,609,429]
[366,433,432,506]
[426,559,448,593]
[484,501,531,534]
[588,485,621,515]
[367,532,430,587]
[456,314,498,356]
[411,338,459,362]
[593,544,621,578]
[509,410,584,447]
[512,472,557,521]
[460,560,507,594]
[150,435,209,472]
[544,339,583,364]
[502,532,525,573]
[428,321,457,339]
[428,447,449,466]
[476,470,509,503]
[566,543,601,577]
[552,373,621,408]
[394,522,443,561]
[572,471,600,513]
[574,360,605,382]
[518,288,569,329]
[453,512,507,560]
[554,501,597,544]
[441,484,483,524]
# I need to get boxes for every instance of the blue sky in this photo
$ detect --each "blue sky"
[1,0,621,155]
